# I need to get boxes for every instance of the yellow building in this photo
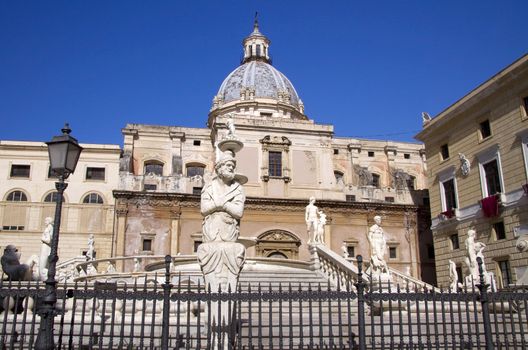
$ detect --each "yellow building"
[416,54,528,288]
[0,140,121,262]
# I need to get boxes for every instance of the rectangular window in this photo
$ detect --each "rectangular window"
[47,166,59,179]
[479,120,492,139]
[389,247,397,259]
[333,149,339,155]
[427,244,435,259]
[483,159,502,195]
[404,153,410,159]
[86,167,105,181]
[385,196,394,203]
[523,96,528,116]
[193,140,201,146]
[144,184,157,191]
[345,195,356,202]
[407,176,416,190]
[192,187,202,195]
[368,151,375,157]
[347,245,355,258]
[442,178,458,210]
[2,225,25,231]
[372,174,380,188]
[10,164,30,178]
[194,240,202,253]
[450,234,460,250]
[440,144,450,160]
[455,266,463,284]
[493,221,506,240]
[260,112,273,118]
[498,260,512,287]
[268,151,282,177]
[142,239,153,252]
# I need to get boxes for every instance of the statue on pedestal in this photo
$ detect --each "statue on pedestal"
[197,150,246,293]
[464,229,495,288]
[86,234,95,260]
[367,215,389,277]
[197,124,248,347]
[305,197,318,244]
[314,210,327,244]
[448,260,459,292]
[39,217,53,280]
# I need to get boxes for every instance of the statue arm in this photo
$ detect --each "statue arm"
[201,190,222,216]
[223,189,245,220]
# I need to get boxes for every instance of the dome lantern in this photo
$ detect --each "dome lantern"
[242,13,271,64]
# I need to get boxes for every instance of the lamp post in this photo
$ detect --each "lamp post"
[34,124,82,350]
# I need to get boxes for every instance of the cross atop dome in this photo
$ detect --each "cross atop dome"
[242,13,271,64]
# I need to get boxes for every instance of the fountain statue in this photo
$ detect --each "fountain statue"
[39,217,53,280]
[314,210,327,244]
[305,197,319,244]
[367,215,390,279]
[197,117,247,343]
[464,229,495,289]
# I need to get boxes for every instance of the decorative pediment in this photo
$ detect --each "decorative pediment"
[259,135,291,146]
[258,230,300,242]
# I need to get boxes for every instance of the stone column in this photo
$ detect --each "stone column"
[113,204,128,272]
[324,217,332,248]
[169,209,181,256]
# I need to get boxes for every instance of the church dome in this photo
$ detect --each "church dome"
[211,17,304,113]
[217,61,301,107]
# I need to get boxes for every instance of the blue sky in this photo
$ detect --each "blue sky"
[0,1,526,145]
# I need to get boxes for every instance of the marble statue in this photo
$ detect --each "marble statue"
[314,210,326,244]
[133,257,141,273]
[106,262,117,273]
[448,260,459,292]
[464,229,495,289]
[226,118,236,139]
[459,153,471,176]
[305,197,319,243]
[197,150,246,293]
[422,112,432,124]
[367,216,389,276]
[464,229,482,281]
[341,242,349,259]
[515,235,528,285]
[86,234,95,260]
[197,125,247,342]
[39,217,53,280]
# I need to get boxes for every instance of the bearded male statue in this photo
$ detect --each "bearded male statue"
[197,150,246,294]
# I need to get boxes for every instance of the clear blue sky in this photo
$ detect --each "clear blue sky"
[1,1,526,145]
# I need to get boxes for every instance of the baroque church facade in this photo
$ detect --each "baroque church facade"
[0,21,434,284]
[112,21,435,283]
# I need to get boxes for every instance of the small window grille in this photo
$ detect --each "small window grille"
[10,165,30,178]
[368,151,375,157]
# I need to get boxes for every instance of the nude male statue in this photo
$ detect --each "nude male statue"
[305,197,318,244]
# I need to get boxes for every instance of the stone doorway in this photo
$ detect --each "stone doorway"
[255,230,301,259]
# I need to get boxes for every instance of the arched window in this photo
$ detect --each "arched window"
[144,161,164,176]
[82,193,104,204]
[371,174,380,188]
[3,190,28,231]
[43,192,60,203]
[267,251,288,259]
[6,190,27,202]
[256,44,261,57]
[186,163,205,177]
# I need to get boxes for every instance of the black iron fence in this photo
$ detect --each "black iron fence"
[0,257,526,349]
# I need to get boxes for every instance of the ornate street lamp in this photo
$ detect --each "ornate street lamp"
[34,124,82,350]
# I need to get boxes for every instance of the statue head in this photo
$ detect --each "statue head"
[215,150,237,182]
[44,217,53,226]
[309,196,316,204]
[467,229,476,238]
[374,215,382,225]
